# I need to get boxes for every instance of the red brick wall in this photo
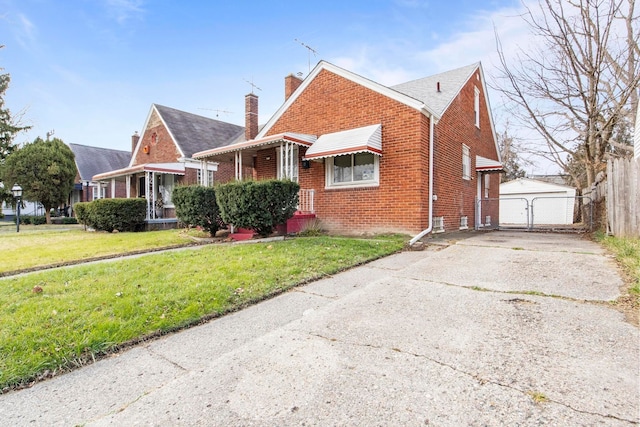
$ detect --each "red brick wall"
[432,70,500,231]
[265,69,430,235]
[132,110,181,166]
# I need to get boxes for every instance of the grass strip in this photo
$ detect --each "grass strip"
[0,229,193,273]
[0,235,405,391]
[595,232,640,294]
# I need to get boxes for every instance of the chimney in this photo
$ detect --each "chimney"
[245,93,259,141]
[284,73,303,101]
[131,131,140,154]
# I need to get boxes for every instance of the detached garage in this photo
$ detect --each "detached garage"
[500,178,576,226]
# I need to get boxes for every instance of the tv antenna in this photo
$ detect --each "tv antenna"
[243,77,262,94]
[295,38,318,73]
[198,108,233,118]
[46,129,55,140]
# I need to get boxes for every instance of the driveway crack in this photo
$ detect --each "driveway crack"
[308,332,638,425]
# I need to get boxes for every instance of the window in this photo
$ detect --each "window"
[460,216,468,230]
[92,184,105,200]
[484,174,490,198]
[158,174,175,206]
[197,169,214,187]
[433,216,445,233]
[462,145,471,180]
[474,86,480,128]
[326,152,379,188]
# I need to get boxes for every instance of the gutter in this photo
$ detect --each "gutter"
[409,113,435,247]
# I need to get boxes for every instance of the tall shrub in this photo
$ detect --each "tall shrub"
[216,179,300,236]
[172,185,221,235]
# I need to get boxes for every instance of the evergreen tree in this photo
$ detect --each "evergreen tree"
[3,137,77,223]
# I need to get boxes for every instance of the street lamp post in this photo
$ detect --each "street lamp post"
[11,184,22,233]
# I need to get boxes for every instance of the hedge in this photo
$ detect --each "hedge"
[216,179,300,236]
[75,199,146,232]
[17,215,46,225]
[172,185,222,235]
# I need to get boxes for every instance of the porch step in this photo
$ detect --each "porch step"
[230,228,255,241]
[286,213,316,234]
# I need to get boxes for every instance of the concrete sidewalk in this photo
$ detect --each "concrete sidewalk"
[1,231,638,426]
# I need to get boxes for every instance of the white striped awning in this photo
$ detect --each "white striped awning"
[476,155,503,172]
[193,133,316,159]
[304,124,382,160]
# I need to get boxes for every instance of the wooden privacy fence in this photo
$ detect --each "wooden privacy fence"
[605,158,639,237]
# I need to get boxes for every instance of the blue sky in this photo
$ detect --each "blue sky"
[1,0,541,167]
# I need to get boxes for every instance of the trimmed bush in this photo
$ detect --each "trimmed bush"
[216,179,300,236]
[74,202,88,226]
[79,199,146,232]
[172,185,222,235]
[18,215,46,225]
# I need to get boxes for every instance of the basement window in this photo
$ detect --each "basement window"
[460,216,468,230]
[433,216,445,233]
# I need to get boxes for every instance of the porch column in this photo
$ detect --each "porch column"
[144,171,151,220]
[201,160,209,186]
[125,176,131,199]
[235,151,243,180]
[151,172,157,220]
[110,179,116,198]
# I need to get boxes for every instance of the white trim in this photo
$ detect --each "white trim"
[256,61,436,139]
[130,104,185,166]
[462,144,471,180]
[474,86,480,128]
[325,153,380,189]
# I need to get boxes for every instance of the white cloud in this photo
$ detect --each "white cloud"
[104,0,145,24]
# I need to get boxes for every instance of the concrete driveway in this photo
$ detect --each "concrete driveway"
[2,231,638,426]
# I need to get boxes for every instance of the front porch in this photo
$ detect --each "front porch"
[194,133,318,235]
[93,162,216,224]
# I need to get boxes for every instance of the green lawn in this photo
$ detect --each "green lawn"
[596,233,640,294]
[0,234,406,391]
[0,226,194,273]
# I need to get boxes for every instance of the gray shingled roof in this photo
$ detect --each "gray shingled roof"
[69,143,131,181]
[154,104,245,158]
[391,62,479,117]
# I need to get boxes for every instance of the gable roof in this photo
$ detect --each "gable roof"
[68,143,131,181]
[257,61,433,139]
[256,61,500,164]
[500,177,576,194]
[133,104,245,162]
[391,63,479,118]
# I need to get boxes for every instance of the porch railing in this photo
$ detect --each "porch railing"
[298,189,315,213]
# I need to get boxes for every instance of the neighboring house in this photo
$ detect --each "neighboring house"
[500,178,576,226]
[68,143,131,209]
[92,104,245,221]
[194,60,502,235]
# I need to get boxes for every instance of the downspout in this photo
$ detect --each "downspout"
[409,113,435,246]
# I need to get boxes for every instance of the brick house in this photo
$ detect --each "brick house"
[193,60,502,236]
[68,144,131,210]
[93,104,245,222]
